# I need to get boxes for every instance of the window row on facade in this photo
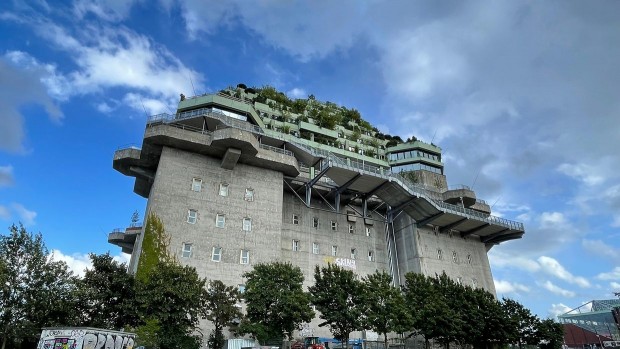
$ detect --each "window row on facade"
[181,243,250,264]
[291,240,374,261]
[186,210,252,231]
[190,178,255,201]
[291,214,372,236]
[436,249,473,264]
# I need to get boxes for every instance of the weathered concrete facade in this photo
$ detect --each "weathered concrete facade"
[110,89,525,343]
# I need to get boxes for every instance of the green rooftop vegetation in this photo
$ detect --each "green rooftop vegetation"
[219,84,436,151]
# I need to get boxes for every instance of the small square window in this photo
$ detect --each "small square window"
[472,279,477,288]
[452,251,458,263]
[456,277,462,285]
[216,214,226,228]
[191,178,202,192]
[292,214,299,225]
[312,242,320,254]
[240,250,249,264]
[368,251,374,262]
[365,227,371,237]
[331,221,337,231]
[292,240,299,252]
[313,217,319,228]
[245,188,254,201]
[212,247,222,262]
[219,183,229,197]
[331,245,338,256]
[351,248,356,259]
[187,209,197,224]
[437,249,443,260]
[349,224,354,234]
[182,243,192,258]
[243,218,252,232]
[467,254,472,264]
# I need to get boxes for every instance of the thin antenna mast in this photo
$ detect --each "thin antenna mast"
[491,196,502,210]
[471,168,481,190]
[189,75,197,96]
[139,98,148,118]
[430,128,438,144]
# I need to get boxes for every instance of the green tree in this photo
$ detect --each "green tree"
[502,298,540,348]
[138,260,206,349]
[0,224,77,349]
[136,212,172,282]
[76,253,139,330]
[239,262,314,345]
[202,280,242,349]
[536,318,564,349]
[309,264,363,349]
[361,271,411,349]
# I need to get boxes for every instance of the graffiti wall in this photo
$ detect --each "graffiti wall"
[37,327,136,349]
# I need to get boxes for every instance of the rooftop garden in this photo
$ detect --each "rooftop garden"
[219,84,437,151]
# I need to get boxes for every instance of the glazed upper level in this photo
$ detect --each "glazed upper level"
[177,86,443,174]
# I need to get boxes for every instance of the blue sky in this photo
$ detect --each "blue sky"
[1,0,620,319]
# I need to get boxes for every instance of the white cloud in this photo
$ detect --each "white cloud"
[539,212,569,229]
[542,280,576,298]
[287,88,306,99]
[0,205,10,220]
[0,54,63,152]
[557,163,605,186]
[49,249,92,277]
[0,165,14,187]
[597,267,620,280]
[73,0,139,22]
[11,203,37,226]
[611,282,620,290]
[113,253,131,265]
[48,250,131,277]
[494,279,530,294]
[488,250,540,273]
[548,303,572,318]
[582,239,620,263]
[538,256,590,288]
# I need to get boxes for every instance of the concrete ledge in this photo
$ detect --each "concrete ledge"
[442,188,476,207]
[211,127,259,156]
[221,148,242,170]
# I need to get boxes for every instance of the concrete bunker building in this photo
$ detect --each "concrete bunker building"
[109,85,525,338]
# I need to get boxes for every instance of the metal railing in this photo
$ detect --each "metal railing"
[259,144,293,157]
[143,110,523,231]
[216,92,253,105]
[448,184,472,191]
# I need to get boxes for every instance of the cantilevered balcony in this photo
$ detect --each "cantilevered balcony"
[108,225,142,254]
[442,185,476,207]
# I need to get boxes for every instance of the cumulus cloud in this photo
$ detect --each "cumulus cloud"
[0,54,63,152]
[287,88,307,99]
[11,203,37,226]
[50,249,92,277]
[494,279,530,294]
[548,303,572,318]
[538,256,590,288]
[49,250,131,277]
[0,165,14,187]
[557,163,605,186]
[0,205,10,220]
[542,280,576,298]
[488,250,540,273]
[582,239,620,263]
[597,267,620,281]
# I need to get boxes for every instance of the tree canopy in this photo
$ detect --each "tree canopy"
[0,224,77,349]
[309,264,363,349]
[239,262,314,345]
